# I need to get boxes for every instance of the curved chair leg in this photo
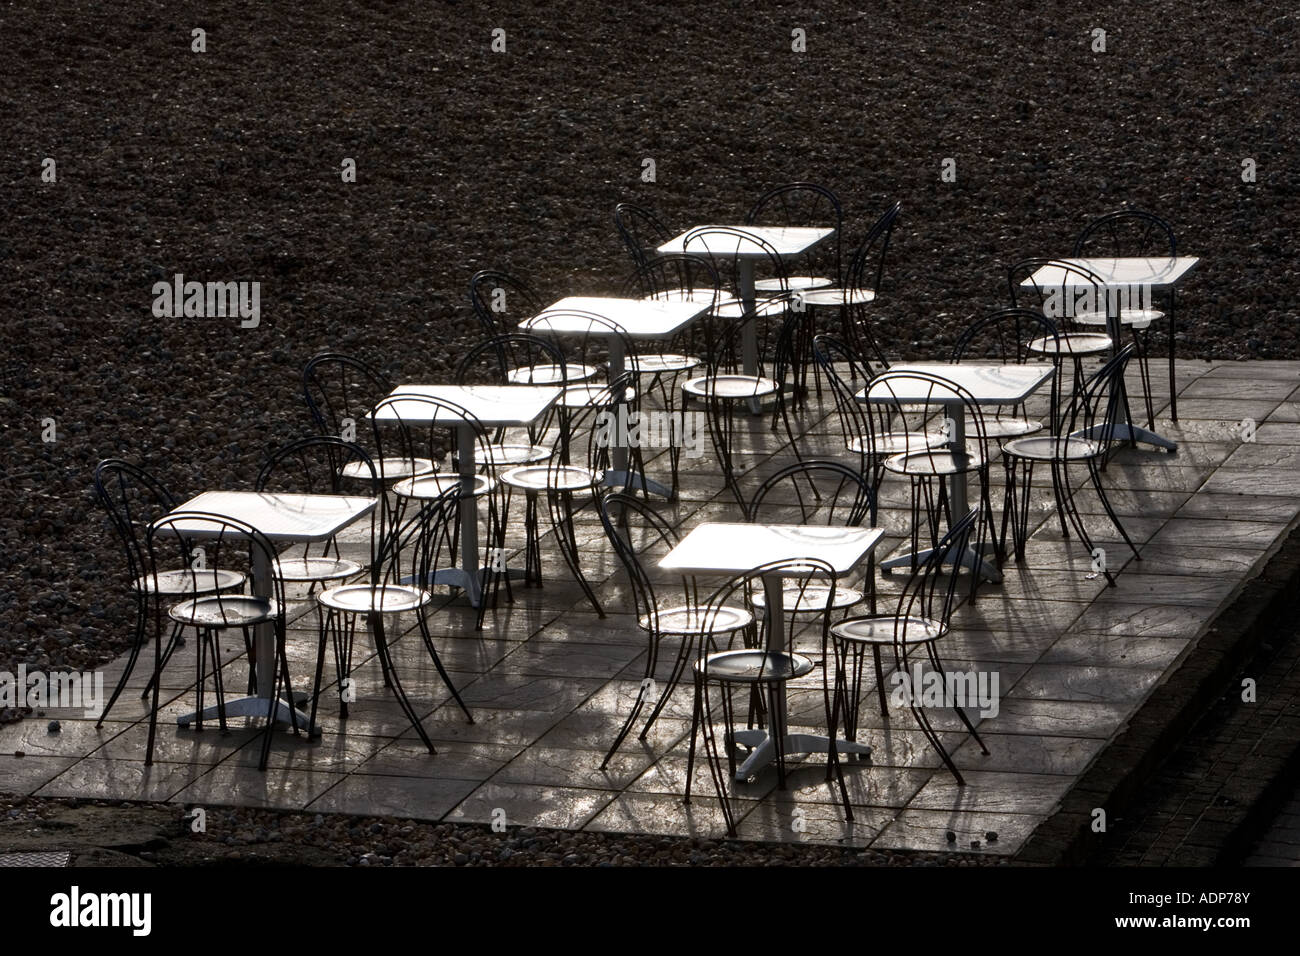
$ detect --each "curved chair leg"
[546,490,605,617]
[1088,457,1142,563]
[701,678,738,837]
[370,611,437,755]
[1059,460,1117,587]
[927,644,988,754]
[415,611,474,724]
[639,633,695,741]
[102,596,150,726]
[685,670,703,806]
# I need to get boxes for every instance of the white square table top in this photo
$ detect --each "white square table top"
[373,384,560,428]
[857,363,1056,406]
[524,296,708,339]
[657,225,835,258]
[1024,257,1200,289]
[659,523,884,577]
[161,491,377,543]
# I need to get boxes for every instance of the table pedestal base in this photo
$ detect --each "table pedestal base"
[881,544,1002,583]
[731,728,872,782]
[602,469,674,499]
[178,694,320,737]
[1074,422,1177,452]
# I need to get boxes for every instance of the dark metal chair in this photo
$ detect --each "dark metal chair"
[145,512,293,771]
[744,181,844,293]
[312,486,473,753]
[613,202,673,270]
[92,459,246,727]
[1000,345,1143,587]
[685,557,839,837]
[951,307,1064,438]
[595,492,755,769]
[1072,209,1179,423]
[827,507,989,797]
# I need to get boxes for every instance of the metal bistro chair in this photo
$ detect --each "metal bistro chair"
[746,459,879,616]
[950,307,1064,439]
[827,507,989,797]
[1072,209,1179,424]
[303,352,434,486]
[370,392,508,629]
[312,485,473,753]
[454,332,566,468]
[596,492,755,769]
[145,512,294,771]
[469,269,600,387]
[614,201,674,271]
[801,200,902,372]
[1000,345,1143,587]
[744,182,844,293]
[93,459,246,726]
[500,373,639,616]
[685,557,839,838]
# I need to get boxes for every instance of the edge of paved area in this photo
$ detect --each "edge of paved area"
[1015,517,1300,866]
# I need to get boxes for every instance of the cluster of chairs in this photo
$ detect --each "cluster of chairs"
[92,185,1179,836]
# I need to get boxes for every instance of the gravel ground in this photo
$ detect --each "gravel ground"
[0,3,1296,686]
[0,794,1003,866]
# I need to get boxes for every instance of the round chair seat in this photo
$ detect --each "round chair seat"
[560,383,637,408]
[508,363,599,386]
[627,352,701,375]
[695,648,815,683]
[831,614,944,646]
[317,582,428,615]
[641,604,753,635]
[136,567,245,596]
[869,430,948,456]
[884,448,984,477]
[393,472,494,500]
[169,595,278,628]
[343,457,434,482]
[751,583,863,613]
[981,416,1043,439]
[1074,308,1164,330]
[798,286,876,307]
[273,556,363,583]
[500,463,603,493]
[682,374,780,400]
[755,275,835,292]
[1027,333,1112,357]
[477,443,552,467]
[1001,435,1103,462]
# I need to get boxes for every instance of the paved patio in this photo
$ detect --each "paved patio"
[4,358,1299,856]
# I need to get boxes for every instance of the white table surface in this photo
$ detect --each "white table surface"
[524,296,708,339]
[162,491,378,543]
[658,225,835,258]
[374,384,560,428]
[857,363,1056,405]
[659,523,884,577]
[1025,257,1200,288]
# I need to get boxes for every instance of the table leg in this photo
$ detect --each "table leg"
[1101,292,1178,451]
[600,335,675,498]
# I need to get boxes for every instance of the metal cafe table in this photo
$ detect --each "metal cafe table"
[523,295,710,498]
[1022,256,1199,444]
[371,383,561,606]
[858,362,1057,582]
[659,522,884,781]
[159,490,378,734]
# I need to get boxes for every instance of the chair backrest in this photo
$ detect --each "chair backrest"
[698,557,839,660]
[1058,343,1137,443]
[93,458,179,588]
[745,182,844,286]
[524,308,634,389]
[683,226,791,300]
[1072,209,1177,258]
[746,459,877,528]
[619,252,721,306]
[893,506,980,653]
[863,369,991,475]
[596,492,695,633]
[146,511,285,624]
[303,352,393,440]
[255,436,384,565]
[1007,257,1111,331]
[454,332,569,388]
[371,484,461,593]
[614,202,673,269]
[468,270,544,339]
[812,334,883,478]
[951,307,1061,365]
[371,392,499,481]
[844,200,902,294]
